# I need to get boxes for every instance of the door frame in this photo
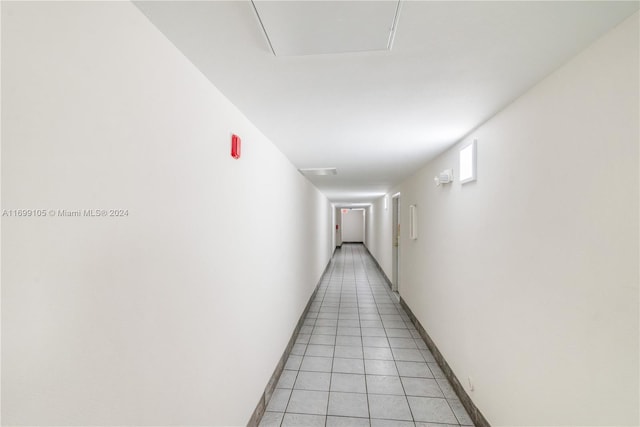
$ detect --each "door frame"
[391,193,401,292]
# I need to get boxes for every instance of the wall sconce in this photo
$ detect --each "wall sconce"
[460,139,477,184]
[409,204,418,240]
[434,169,453,186]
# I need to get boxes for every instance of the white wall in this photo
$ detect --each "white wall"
[1,2,333,426]
[367,196,393,278]
[341,209,365,242]
[363,205,372,248]
[368,12,639,427]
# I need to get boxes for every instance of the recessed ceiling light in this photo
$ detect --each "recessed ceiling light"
[299,167,337,176]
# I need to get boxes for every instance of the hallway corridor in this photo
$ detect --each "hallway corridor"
[259,244,474,427]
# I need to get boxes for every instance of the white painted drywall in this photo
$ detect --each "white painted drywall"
[363,205,372,248]
[367,197,393,280]
[341,209,365,242]
[368,12,639,427]
[1,2,333,426]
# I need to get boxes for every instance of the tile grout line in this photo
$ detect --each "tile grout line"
[355,246,373,422]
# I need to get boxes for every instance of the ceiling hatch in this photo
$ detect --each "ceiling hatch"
[252,0,402,56]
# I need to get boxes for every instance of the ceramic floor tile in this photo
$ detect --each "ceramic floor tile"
[435,378,457,399]
[368,394,413,421]
[258,411,284,427]
[328,392,369,418]
[276,370,298,389]
[401,377,444,398]
[287,390,329,415]
[333,357,365,374]
[285,355,302,371]
[361,320,384,328]
[365,359,398,376]
[419,349,436,362]
[291,343,307,356]
[316,319,338,327]
[337,327,362,336]
[379,310,401,317]
[331,373,367,393]
[340,304,358,309]
[300,356,333,372]
[414,423,455,427]
[410,330,423,340]
[281,413,325,426]
[427,363,446,379]
[360,314,383,321]
[313,326,337,335]
[383,320,407,329]
[362,328,387,337]
[415,340,428,350]
[370,419,416,427]
[327,415,371,426]
[339,313,360,320]
[366,375,405,395]
[300,325,314,335]
[336,335,363,347]
[296,334,311,345]
[448,398,474,425]
[266,388,292,412]
[389,338,418,349]
[338,319,360,328]
[334,345,364,359]
[363,336,390,348]
[392,348,425,362]
[381,314,403,322]
[396,361,433,378]
[309,334,336,346]
[317,313,339,320]
[294,371,331,391]
[306,344,334,358]
[407,397,457,424]
[385,328,413,338]
[364,346,394,361]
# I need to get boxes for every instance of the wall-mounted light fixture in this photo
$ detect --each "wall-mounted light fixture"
[409,204,418,240]
[434,169,453,186]
[384,195,389,210]
[459,139,477,184]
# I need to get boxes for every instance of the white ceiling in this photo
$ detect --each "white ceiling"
[134,1,639,205]
[253,1,401,56]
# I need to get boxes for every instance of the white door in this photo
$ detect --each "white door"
[342,209,365,242]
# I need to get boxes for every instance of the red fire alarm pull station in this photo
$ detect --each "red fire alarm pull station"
[231,134,241,159]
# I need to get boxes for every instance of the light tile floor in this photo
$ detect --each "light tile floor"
[259,244,474,427]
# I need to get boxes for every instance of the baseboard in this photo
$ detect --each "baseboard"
[364,246,393,290]
[399,297,491,427]
[247,259,333,427]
